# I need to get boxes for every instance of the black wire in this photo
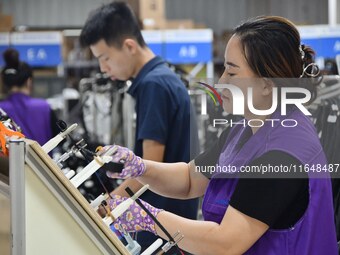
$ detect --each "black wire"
[66,132,113,198]
[125,187,176,244]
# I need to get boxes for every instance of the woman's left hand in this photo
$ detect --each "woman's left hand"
[99,145,146,179]
[108,195,163,235]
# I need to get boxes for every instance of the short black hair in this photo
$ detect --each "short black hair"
[80,1,146,49]
[1,48,33,89]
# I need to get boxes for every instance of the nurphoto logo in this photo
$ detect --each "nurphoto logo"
[195,79,313,128]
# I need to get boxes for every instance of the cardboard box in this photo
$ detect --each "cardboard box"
[0,15,13,32]
[143,19,196,30]
[194,23,207,29]
[142,17,166,30]
[164,19,194,29]
[125,0,165,29]
[125,0,165,20]
[140,0,165,20]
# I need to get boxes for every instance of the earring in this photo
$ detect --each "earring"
[300,63,320,78]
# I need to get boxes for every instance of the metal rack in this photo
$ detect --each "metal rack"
[9,139,129,255]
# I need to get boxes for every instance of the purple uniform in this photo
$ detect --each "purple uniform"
[0,92,53,145]
[202,107,338,254]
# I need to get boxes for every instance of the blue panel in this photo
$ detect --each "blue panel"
[164,42,212,64]
[147,43,163,57]
[14,45,62,67]
[0,44,62,67]
[301,37,340,58]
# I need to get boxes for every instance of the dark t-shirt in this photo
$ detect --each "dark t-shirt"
[50,109,60,137]
[127,56,199,248]
[195,128,309,229]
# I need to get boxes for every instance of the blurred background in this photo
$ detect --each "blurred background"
[0,1,339,254]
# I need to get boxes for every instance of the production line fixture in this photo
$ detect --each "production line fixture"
[37,121,185,255]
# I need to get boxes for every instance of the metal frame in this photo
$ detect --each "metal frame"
[9,138,129,255]
[188,61,214,79]
[9,139,26,255]
[0,180,9,197]
[24,148,120,255]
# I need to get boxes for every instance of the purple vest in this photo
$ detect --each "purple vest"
[0,92,53,145]
[202,108,338,254]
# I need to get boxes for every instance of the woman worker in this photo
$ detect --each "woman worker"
[102,16,338,254]
[0,48,58,145]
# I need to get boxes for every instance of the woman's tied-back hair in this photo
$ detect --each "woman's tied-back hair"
[1,48,33,89]
[233,16,320,103]
[79,1,146,49]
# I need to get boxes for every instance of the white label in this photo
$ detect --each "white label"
[0,33,10,45]
[141,30,162,43]
[10,32,62,45]
[164,29,213,43]
[327,115,337,123]
[331,104,339,111]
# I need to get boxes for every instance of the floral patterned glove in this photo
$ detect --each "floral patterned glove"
[108,195,163,235]
[100,145,146,179]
